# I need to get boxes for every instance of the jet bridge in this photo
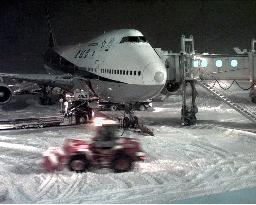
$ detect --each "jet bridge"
[192,39,256,99]
[160,36,256,125]
[157,36,198,125]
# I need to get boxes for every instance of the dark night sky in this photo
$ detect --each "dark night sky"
[1,0,256,73]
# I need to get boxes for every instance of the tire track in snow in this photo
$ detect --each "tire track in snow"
[190,141,230,159]
[33,173,82,201]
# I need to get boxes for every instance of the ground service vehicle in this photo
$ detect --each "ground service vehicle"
[43,118,145,173]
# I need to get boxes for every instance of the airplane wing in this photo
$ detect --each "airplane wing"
[0,73,97,97]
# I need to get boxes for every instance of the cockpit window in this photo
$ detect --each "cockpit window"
[120,36,147,43]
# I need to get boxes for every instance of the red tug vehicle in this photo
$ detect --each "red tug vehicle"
[43,118,145,173]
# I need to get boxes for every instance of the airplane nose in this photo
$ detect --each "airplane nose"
[144,62,166,84]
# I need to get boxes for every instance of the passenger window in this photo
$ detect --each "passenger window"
[130,71,132,75]
[126,70,129,75]
[114,70,116,74]
[138,71,141,76]
[123,70,125,75]
[134,71,136,75]
[117,70,119,74]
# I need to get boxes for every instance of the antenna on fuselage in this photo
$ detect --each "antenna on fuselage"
[45,1,57,48]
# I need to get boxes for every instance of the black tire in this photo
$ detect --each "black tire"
[123,117,130,128]
[252,97,256,103]
[40,97,51,105]
[88,108,93,120]
[111,154,133,173]
[110,105,118,111]
[68,155,89,173]
[76,115,88,124]
[138,104,146,111]
[131,116,139,128]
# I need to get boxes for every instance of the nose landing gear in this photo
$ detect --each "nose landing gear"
[122,104,139,129]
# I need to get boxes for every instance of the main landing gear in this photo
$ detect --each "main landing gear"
[69,100,94,125]
[122,104,139,129]
[39,85,54,105]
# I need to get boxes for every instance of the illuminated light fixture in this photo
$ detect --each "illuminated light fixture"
[231,59,238,67]
[193,60,199,68]
[215,59,223,68]
[200,59,208,68]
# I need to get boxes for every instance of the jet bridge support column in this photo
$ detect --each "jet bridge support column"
[249,39,256,103]
[180,35,198,126]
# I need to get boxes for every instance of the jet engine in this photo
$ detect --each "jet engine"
[161,81,181,95]
[0,84,12,104]
[165,82,181,93]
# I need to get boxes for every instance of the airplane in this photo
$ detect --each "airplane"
[0,28,167,127]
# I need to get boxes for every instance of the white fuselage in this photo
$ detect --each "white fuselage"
[51,29,167,103]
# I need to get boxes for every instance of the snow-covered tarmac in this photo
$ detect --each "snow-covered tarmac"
[1,84,256,203]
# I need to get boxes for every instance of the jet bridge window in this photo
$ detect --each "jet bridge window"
[200,59,208,68]
[193,60,199,68]
[215,60,223,68]
[120,36,147,43]
[231,59,238,68]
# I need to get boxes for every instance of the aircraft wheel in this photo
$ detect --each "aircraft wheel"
[123,117,130,128]
[40,97,53,105]
[68,155,89,173]
[131,116,139,128]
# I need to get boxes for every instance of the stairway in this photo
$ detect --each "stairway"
[197,80,256,123]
